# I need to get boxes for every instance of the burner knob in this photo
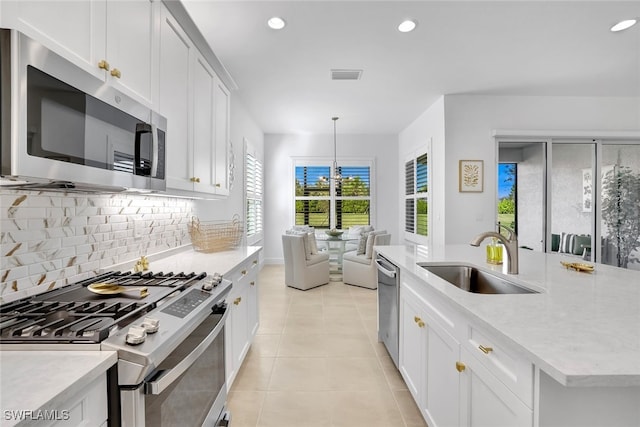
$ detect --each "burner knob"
[141,317,160,334]
[125,325,147,345]
[201,279,214,292]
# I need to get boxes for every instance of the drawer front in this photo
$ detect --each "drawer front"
[465,325,533,407]
[404,274,463,338]
[228,254,259,288]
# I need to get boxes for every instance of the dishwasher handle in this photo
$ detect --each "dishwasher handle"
[375,258,397,279]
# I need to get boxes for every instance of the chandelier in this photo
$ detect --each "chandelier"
[320,117,350,183]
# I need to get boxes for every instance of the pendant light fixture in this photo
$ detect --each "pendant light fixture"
[331,116,342,182]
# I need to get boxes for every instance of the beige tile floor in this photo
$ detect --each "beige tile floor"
[228,265,428,427]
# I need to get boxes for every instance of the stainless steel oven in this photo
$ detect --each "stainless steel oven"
[144,311,229,426]
[0,271,232,427]
[103,281,233,427]
[0,29,166,192]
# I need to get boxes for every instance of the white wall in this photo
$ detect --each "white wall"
[442,95,640,245]
[263,133,398,264]
[398,96,446,254]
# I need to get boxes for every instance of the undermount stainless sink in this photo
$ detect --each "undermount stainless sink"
[418,263,538,294]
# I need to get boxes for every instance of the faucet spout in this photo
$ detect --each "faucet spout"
[470,225,519,274]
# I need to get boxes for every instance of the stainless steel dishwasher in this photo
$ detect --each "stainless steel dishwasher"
[376,254,400,368]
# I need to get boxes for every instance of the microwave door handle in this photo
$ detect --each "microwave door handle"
[134,123,151,176]
[145,307,229,395]
[150,123,158,177]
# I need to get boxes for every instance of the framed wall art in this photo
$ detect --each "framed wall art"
[459,160,483,192]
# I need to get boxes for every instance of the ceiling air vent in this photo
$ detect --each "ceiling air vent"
[331,69,363,81]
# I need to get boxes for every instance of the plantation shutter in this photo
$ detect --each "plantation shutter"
[246,152,263,240]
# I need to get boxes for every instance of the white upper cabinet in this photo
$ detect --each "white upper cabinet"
[213,77,231,196]
[159,4,230,197]
[104,0,157,106]
[158,7,193,192]
[1,0,157,106]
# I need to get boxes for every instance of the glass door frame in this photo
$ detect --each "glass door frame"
[495,131,640,265]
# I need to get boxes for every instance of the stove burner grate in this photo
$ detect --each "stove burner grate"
[0,270,207,344]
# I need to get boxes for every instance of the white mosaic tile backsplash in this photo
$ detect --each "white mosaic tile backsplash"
[0,190,194,303]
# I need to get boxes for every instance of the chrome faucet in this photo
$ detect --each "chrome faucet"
[470,224,519,274]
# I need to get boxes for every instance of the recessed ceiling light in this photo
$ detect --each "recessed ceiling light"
[610,19,637,32]
[398,19,417,33]
[267,16,286,30]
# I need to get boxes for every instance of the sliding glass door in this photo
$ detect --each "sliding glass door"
[600,144,640,269]
[498,142,545,252]
[550,142,596,261]
[497,138,640,270]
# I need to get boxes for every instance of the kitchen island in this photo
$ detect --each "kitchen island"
[377,244,640,427]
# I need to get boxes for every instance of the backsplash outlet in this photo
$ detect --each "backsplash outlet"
[0,190,195,302]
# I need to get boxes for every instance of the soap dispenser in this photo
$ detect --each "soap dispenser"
[486,237,503,265]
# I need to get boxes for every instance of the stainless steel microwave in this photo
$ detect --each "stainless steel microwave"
[0,29,166,192]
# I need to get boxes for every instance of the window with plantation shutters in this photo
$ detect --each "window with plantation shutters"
[405,152,429,238]
[294,160,373,230]
[245,142,263,245]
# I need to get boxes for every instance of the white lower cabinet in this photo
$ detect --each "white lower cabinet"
[399,291,426,402]
[45,374,108,427]
[459,346,532,427]
[399,276,532,427]
[225,251,261,388]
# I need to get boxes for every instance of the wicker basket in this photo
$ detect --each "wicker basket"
[188,215,243,252]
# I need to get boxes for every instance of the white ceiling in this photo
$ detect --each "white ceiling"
[182,1,640,135]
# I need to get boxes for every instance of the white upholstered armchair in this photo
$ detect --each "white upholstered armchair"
[342,233,391,289]
[282,234,330,291]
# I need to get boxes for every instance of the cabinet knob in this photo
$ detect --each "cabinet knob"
[250,281,255,286]
[241,270,247,275]
[215,183,221,187]
[479,345,494,354]
[190,177,201,183]
[414,316,425,328]
[234,297,241,305]
[456,361,466,372]
[253,260,258,265]
[110,68,122,79]
[98,59,110,71]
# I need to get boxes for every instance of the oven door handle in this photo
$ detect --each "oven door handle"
[145,307,229,395]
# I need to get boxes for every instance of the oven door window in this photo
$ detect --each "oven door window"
[26,66,153,175]
[144,314,226,427]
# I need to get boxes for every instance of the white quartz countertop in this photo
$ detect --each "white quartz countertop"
[376,244,640,388]
[106,245,262,277]
[0,351,117,427]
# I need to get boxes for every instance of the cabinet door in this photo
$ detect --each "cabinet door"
[159,6,193,192]
[1,0,106,79]
[399,293,426,403]
[192,54,217,194]
[230,285,249,378]
[213,77,231,195]
[425,323,460,427]
[459,347,532,427]
[105,0,156,106]
[247,269,259,338]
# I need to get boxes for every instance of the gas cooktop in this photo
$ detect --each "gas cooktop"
[0,271,212,344]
